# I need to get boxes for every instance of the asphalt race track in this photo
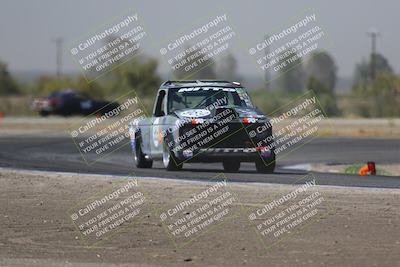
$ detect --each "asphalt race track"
[0,135,399,188]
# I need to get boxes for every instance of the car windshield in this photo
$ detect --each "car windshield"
[168,87,254,113]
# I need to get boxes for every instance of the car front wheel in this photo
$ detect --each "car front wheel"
[133,134,153,168]
[162,142,182,171]
[223,160,241,172]
[255,158,275,174]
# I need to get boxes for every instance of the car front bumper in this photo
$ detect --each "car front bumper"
[175,147,275,163]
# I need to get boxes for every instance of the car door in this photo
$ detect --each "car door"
[149,90,167,157]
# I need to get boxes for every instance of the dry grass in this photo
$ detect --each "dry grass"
[1,117,400,138]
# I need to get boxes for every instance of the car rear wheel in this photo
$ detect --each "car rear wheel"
[162,142,182,171]
[223,160,241,172]
[133,134,153,168]
[255,158,275,174]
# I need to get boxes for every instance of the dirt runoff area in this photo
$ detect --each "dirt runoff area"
[0,168,399,267]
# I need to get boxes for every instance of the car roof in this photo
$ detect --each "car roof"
[160,80,242,89]
[49,89,88,97]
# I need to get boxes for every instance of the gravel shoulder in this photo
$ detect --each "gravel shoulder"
[0,168,399,267]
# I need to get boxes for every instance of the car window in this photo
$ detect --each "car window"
[154,90,166,117]
[168,87,254,112]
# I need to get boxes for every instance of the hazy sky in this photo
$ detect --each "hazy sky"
[1,0,399,78]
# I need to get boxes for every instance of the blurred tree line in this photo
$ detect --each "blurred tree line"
[0,44,398,117]
[250,49,339,116]
[249,48,399,118]
[351,53,399,117]
[0,61,19,95]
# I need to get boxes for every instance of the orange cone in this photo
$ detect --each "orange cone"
[358,164,369,176]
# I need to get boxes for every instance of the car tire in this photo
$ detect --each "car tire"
[39,110,50,117]
[133,134,153,168]
[162,141,182,171]
[255,158,275,174]
[223,160,241,172]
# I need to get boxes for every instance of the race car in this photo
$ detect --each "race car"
[32,89,119,117]
[128,80,276,173]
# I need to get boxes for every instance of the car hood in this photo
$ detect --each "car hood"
[173,106,267,121]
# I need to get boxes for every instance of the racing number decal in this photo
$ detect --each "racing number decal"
[152,118,163,148]
[179,109,211,118]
